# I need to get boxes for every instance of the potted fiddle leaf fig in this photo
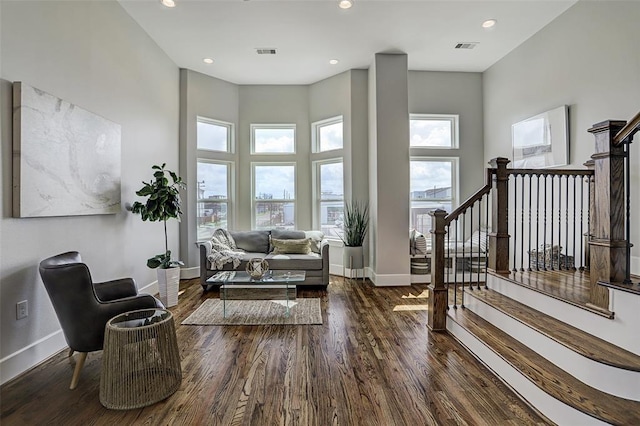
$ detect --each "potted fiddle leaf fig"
[340,200,369,278]
[131,163,185,307]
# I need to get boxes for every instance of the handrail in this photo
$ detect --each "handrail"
[444,168,493,226]
[614,111,640,144]
[507,168,593,177]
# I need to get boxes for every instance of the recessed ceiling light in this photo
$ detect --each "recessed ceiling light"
[160,0,176,8]
[482,19,497,29]
[338,0,353,9]
[203,58,214,64]
[329,59,339,65]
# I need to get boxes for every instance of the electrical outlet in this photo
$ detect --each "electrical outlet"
[16,300,28,320]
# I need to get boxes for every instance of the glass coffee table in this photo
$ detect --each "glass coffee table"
[207,270,306,317]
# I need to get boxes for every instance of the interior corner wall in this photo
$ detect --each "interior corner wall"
[368,54,411,286]
[179,69,239,269]
[238,85,311,230]
[0,1,179,384]
[408,71,484,203]
[482,0,640,271]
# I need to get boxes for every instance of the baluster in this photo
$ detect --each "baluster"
[512,175,518,272]
[528,175,533,271]
[470,205,474,289]
[550,176,555,270]
[579,176,585,271]
[572,175,577,271]
[462,213,468,291]
[565,175,569,270]
[557,175,562,270]
[447,223,455,309]
[477,200,482,288]
[455,218,462,307]
[542,174,548,270]
[624,141,632,284]
[535,174,540,271]
[484,192,489,288]
[520,174,525,271]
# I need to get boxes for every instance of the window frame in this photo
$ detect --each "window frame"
[312,158,344,240]
[251,162,297,230]
[196,116,234,153]
[196,159,234,240]
[409,156,459,234]
[312,115,344,153]
[250,123,297,155]
[409,114,459,149]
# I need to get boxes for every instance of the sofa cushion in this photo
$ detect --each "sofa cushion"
[265,252,322,270]
[208,252,266,271]
[271,229,306,240]
[230,231,270,253]
[271,237,311,255]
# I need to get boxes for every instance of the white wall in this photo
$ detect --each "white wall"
[483,0,640,270]
[408,71,484,203]
[0,1,179,384]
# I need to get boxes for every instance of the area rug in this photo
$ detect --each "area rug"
[181,298,322,325]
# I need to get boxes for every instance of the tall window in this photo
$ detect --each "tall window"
[197,161,231,239]
[313,116,343,152]
[315,160,344,238]
[253,164,296,230]
[251,124,296,154]
[410,159,457,234]
[197,117,233,152]
[410,114,459,148]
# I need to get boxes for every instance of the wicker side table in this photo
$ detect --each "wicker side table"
[100,308,181,410]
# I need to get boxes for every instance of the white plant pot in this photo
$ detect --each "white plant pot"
[343,245,364,270]
[157,267,180,307]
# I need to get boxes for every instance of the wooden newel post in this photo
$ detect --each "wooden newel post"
[428,209,448,332]
[587,120,628,308]
[488,157,511,274]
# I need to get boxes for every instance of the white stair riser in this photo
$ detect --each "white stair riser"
[487,274,640,355]
[447,316,609,426]
[463,292,640,401]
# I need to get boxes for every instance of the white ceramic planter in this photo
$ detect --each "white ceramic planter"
[157,267,180,307]
[343,245,364,269]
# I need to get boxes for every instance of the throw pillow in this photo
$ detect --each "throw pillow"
[304,230,324,254]
[270,237,311,255]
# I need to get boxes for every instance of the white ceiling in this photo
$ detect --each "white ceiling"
[119,0,577,85]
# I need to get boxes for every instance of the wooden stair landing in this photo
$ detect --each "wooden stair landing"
[466,288,640,372]
[448,308,640,425]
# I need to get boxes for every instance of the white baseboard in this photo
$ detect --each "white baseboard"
[180,266,199,280]
[0,330,67,385]
[369,270,411,286]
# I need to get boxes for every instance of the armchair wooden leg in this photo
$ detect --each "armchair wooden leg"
[68,348,74,357]
[70,352,87,390]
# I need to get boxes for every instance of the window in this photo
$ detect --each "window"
[251,124,296,154]
[410,158,457,234]
[197,117,232,152]
[410,114,459,148]
[315,160,344,238]
[253,164,296,230]
[313,116,343,152]
[197,160,231,240]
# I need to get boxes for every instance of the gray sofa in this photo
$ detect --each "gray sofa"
[199,229,329,289]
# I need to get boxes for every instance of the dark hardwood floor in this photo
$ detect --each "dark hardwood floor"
[1,277,549,425]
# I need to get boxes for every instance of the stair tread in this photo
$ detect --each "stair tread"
[467,288,640,372]
[448,308,640,425]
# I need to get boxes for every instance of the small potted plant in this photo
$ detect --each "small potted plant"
[340,200,369,278]
[131,164,185,307]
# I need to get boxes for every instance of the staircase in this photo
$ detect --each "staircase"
[446,271,640,425]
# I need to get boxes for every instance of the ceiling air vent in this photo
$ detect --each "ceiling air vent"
[455,42,478,50]
[256,48,277,55]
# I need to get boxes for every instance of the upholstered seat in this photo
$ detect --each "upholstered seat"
[39,251,163,389]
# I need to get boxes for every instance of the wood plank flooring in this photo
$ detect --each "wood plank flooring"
[1,277,549,426]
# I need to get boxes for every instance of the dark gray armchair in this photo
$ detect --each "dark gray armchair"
[39,251,163,389]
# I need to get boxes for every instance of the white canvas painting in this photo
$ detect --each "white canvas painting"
[13,82,121,217]
[512,105,569,169]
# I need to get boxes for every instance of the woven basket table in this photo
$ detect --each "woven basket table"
[100,308,182,410]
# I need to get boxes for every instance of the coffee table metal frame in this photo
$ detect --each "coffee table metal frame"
[207,270,305,317]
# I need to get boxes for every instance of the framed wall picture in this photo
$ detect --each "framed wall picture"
[512,105,569,168]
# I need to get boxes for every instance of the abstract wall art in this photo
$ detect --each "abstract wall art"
[512,105,569,169]
[12,82,121,217]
